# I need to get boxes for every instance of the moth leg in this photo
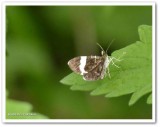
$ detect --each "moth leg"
[110,57,120,68]
[111,57,121,61]
[107,66,111,78]
[112,51,126,61]
[111,51,126,62]
[112,60,120,68]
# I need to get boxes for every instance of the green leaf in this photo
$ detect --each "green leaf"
[138,24,152,44]
[60,73,100,91]
[129,84,151,106]
[60,25,152,105]
[6,99,48,119]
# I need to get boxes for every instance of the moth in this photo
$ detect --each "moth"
[68,43,122,81]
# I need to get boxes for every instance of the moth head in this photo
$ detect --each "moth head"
[101,50,105,55]
[97,43,106,55]
[97,40,114,56]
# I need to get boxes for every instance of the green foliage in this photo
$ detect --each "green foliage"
[6,90,48,119]
[6,99,48,119]
[60,25,152,106]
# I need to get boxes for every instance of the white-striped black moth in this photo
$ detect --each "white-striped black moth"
[68,43,124,81]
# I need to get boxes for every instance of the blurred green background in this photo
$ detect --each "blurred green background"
[6,6,152,119]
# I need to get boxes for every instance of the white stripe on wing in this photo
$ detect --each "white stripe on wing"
[79,56,88,75]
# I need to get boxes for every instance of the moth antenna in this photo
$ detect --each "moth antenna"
[97,43,105,52]
[106,39,115,53]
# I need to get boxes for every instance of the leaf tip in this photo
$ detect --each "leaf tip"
[128,101,134,106]
[59,78,68,85]
[146,94,152,104]
[90,91,98,96]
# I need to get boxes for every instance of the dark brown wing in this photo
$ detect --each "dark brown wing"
[84,56,103,72]
[68,56,102,74]
[68,56,106,81]
[83,56,106,81]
